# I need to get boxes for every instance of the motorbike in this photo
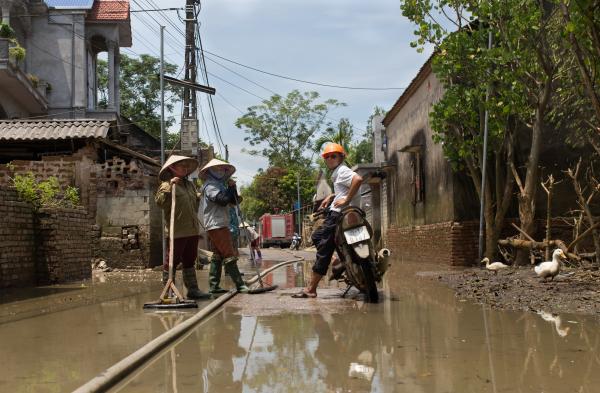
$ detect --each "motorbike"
[315,206,390,303]
[290,233,302,250]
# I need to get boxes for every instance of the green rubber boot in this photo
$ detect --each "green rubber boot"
[224,257,249,293]
[182,268,211,300]
[208,255,228,294]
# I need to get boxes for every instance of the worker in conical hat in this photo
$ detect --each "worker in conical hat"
[155,155,210,299]
[199,159,249,294]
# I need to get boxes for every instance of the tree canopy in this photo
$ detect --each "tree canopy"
[235,90,345,168]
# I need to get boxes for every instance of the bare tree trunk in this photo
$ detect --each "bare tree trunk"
[541,175,555,260]
[567,159,600,266]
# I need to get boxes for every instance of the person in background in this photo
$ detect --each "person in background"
[155,155,211,300]
[246,224,262,261]
[292,143,363,298]
[200,159,249,294]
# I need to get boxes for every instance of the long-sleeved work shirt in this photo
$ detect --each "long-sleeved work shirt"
[155,178,201,238]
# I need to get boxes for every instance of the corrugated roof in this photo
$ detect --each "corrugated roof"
[87,0,129,21]
[44,0,95,9]
[0,119,110,141]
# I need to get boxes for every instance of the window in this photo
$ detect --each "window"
[411,151,424,204]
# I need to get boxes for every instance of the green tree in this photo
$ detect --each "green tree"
[97,53,182,138]
[235,90,345,168]
[401,1,567,261]
[556,0,600,152]
[240,166,316,221]
[354,106,387,164]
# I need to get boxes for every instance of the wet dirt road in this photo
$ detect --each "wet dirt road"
[120,259,600,393]
[2,251,600,392]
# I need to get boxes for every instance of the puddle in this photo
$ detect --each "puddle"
[242,259,307,290]
[2,258,600,393]
[117,259,600,392]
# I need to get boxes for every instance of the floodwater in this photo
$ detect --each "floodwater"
[119,261,600,393]
[1,258,600,393]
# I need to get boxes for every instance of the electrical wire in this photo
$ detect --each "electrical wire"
[202,49,407,91]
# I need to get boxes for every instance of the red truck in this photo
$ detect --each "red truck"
[259,213,294,248]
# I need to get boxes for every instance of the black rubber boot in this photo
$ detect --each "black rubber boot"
[224,258,249,293]
[182,268,211,300]
[209,256,228,294]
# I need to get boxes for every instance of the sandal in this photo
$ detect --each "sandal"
[291,291,317,298]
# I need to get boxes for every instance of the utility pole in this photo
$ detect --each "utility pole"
[160,25,166,265]
[180,0,200,157]
[478,30,493,260]
[297,172,301,235]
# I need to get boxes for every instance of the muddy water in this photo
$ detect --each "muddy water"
[0,261,298,392]
[117,260,600,393]
[2,259,600,392]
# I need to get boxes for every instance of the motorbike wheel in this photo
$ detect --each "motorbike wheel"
[360,261,379,303]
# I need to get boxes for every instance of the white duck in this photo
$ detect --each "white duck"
[534,249,567,282]
[481,257,509,274]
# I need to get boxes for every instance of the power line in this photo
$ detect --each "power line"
[202,50,407,91]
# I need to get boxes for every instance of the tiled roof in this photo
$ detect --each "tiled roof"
[44,0,95,9]
[87,0,130,21]
[0,119,110,141]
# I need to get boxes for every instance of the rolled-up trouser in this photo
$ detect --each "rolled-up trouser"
[207,227,236,259]
[163,235,200,271]
[311,211,342,276]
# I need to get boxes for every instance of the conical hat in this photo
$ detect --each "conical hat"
[159,155,199,181]
[198,158,236,180]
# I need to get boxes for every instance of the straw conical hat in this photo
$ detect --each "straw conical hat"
[159,155,199,181]
[198,158,236,180]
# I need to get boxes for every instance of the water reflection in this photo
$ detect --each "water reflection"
[120,260,600,392]
[537,310,570,337]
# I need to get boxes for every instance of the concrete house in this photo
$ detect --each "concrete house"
[378,55,590,266]
[379,56,481,265]
[0,0,165,276]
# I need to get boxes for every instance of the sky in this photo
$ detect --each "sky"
[127,0,433,184]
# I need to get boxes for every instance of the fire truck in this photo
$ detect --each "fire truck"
[258,213,294,248]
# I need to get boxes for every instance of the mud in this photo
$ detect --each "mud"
[435,265,600,316]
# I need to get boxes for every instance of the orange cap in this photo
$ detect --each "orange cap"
[321,143,346,158]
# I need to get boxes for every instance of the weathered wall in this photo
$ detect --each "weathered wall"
[0,189,92,288]
[385,218,588,266]
[0,189,36,288]
[0,152,97,217]
[28,11,87,114]
[36,207,92,284]
[386,221,479,266]
[384,69,453,227]
[95,157,161,267]
[0,157,77,188]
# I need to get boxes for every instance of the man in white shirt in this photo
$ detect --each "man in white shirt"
[292,143,363,298]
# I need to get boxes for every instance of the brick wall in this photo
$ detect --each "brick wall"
[385,218,589,266]
[386,221,479,266]
[0,189,36,288]
[0,154,97,218]
[0,157,77,189]
[36,207,92,284]
[95,157,161,268]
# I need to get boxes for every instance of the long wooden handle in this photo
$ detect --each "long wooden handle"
[168,183,176,282]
